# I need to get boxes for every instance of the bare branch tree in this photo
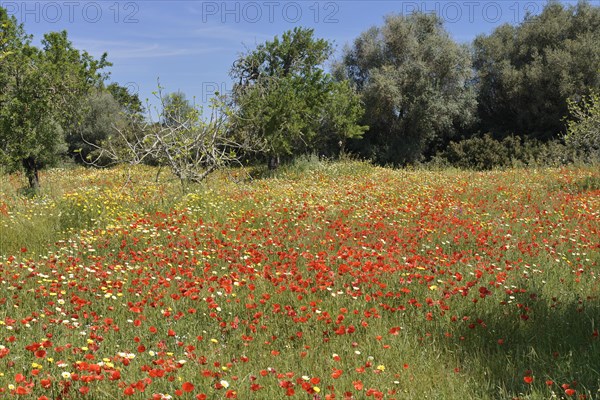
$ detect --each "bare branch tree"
[83,84,263,185]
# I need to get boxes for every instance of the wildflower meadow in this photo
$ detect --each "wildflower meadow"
[0,161,599,399]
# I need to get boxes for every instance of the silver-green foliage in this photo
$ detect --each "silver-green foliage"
[474,1,600,140]
[337,12,476,165]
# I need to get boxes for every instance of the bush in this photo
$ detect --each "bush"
[432,134,572,170]
[565,91,600,162]
[443,134,508,170]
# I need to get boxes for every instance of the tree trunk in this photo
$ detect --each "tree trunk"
[268,154,280,170]
[22,156,40,191]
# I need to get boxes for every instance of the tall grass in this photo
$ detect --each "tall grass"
[0,161,599,399]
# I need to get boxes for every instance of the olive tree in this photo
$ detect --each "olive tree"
[336,13,476,165]
[474,0,600,140]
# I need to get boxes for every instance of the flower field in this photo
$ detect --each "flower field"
[0,162,599,399]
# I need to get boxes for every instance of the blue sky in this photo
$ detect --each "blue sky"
[2,0,587,110]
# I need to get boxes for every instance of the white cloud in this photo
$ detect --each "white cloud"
[70,38,226,60]
[192,25,273,45]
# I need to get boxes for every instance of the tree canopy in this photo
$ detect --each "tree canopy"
[230,27,366,167]
[0,7,110,189]
[336,12,476,165]
[473,0,600,140]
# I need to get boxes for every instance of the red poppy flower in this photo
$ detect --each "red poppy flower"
[250,384,262,391]
[15,386,29,395]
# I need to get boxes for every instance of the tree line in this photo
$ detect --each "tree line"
[1,0,599,189]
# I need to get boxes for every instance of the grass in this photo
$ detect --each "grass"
[0,160,599,399]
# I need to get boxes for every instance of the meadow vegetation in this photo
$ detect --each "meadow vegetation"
[0,161,599,399]
[2,1,600,398]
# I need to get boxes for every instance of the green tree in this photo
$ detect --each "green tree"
[230,27,366,168]
[69,83,143,164]
[70,90,125,164]
[0,8,109,189]
[161,91,195,128]
[474,0,600,140]
[336,13,476,165]
[0,8,20,62]
[107,82,144,117]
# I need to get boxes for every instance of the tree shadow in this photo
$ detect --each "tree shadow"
[448,291,600,398]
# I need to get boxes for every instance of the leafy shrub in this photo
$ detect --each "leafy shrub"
[433,134,506,170]
[432,134,572,170]
[565,91,600,162]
